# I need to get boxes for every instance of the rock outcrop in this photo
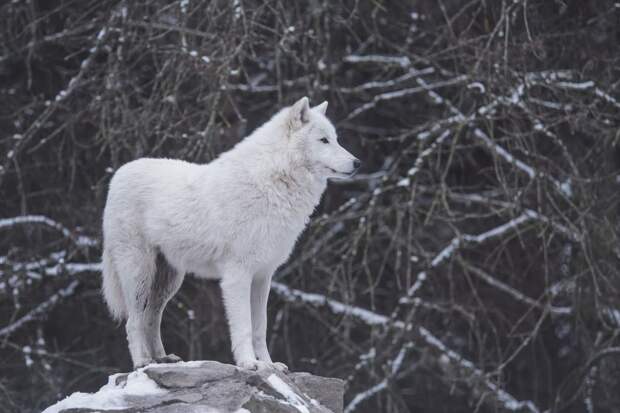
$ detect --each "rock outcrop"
[43,360,345,413]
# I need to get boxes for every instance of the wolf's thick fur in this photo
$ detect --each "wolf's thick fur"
[102,97,358,370]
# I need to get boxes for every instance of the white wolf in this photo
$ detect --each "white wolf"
[101,97,359,371]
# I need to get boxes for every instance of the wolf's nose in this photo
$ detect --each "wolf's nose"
[353,159,361,169]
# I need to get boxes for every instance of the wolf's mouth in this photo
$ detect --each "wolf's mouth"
[328,167,356,176]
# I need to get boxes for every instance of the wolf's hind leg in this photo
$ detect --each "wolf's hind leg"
[146,252,185,364]
[115,246,158,368]
[117,248,183,368]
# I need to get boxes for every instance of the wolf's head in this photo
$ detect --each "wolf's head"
[286,97,360,179]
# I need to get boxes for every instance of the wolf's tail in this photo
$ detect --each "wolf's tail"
[102,247,127,321]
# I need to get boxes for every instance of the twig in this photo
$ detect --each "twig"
[0,280,79,339]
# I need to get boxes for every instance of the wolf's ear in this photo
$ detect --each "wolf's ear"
[289,97,311,130]
[313,101,328,115]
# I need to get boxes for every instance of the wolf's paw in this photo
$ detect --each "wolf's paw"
[155,353,183,364]
[272,362,289,373]
[237,359,272,371]
[134,359,155,369]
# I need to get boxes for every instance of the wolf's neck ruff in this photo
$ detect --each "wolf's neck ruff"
[206,107,328,215]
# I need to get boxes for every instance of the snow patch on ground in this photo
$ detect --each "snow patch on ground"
[42,370,165,413]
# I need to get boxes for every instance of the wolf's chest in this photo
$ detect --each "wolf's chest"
[230,206,307,263]
[247,210,307,245]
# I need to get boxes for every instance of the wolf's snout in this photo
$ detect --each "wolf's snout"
[353,159,361,170]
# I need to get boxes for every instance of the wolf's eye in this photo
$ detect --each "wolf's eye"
[320,137,329,144]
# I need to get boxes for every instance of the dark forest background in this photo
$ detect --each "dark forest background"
[1,0,620,412]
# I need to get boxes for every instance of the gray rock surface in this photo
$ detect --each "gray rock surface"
[49,361,344,413]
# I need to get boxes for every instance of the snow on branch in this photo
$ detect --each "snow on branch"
[472,130,535,179]
[338,67,435,94]
[461,213,532,244]
[1,258,101,295]
[404,213,534,298]
[225,68,436,95]
[458,259,571,315]
[344,343,413,413]
[271,282,391,327]
[446,192,581,242]
[413,73,572,199]
[593,87,620,110]
[271,281,541,413]
[416,327,541,413]
[0,215,73,235]
[344,378,388,413]
[0,6,122,183]
[343,54,412,68]
[224,75,313,93]
[397,129,452,187]
[472,129,567,195]
[526,70,620,109]
[0,215,98,248]
[344,76,468,121]
[0,280,79,339]
[43,262,103,276]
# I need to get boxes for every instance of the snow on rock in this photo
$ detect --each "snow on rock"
[42,360,344,413]
[42,370,165,413]
[267,374,310,413]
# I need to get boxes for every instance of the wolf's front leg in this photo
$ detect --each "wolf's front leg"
[251,273,288,373]
[220,265,263,370]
